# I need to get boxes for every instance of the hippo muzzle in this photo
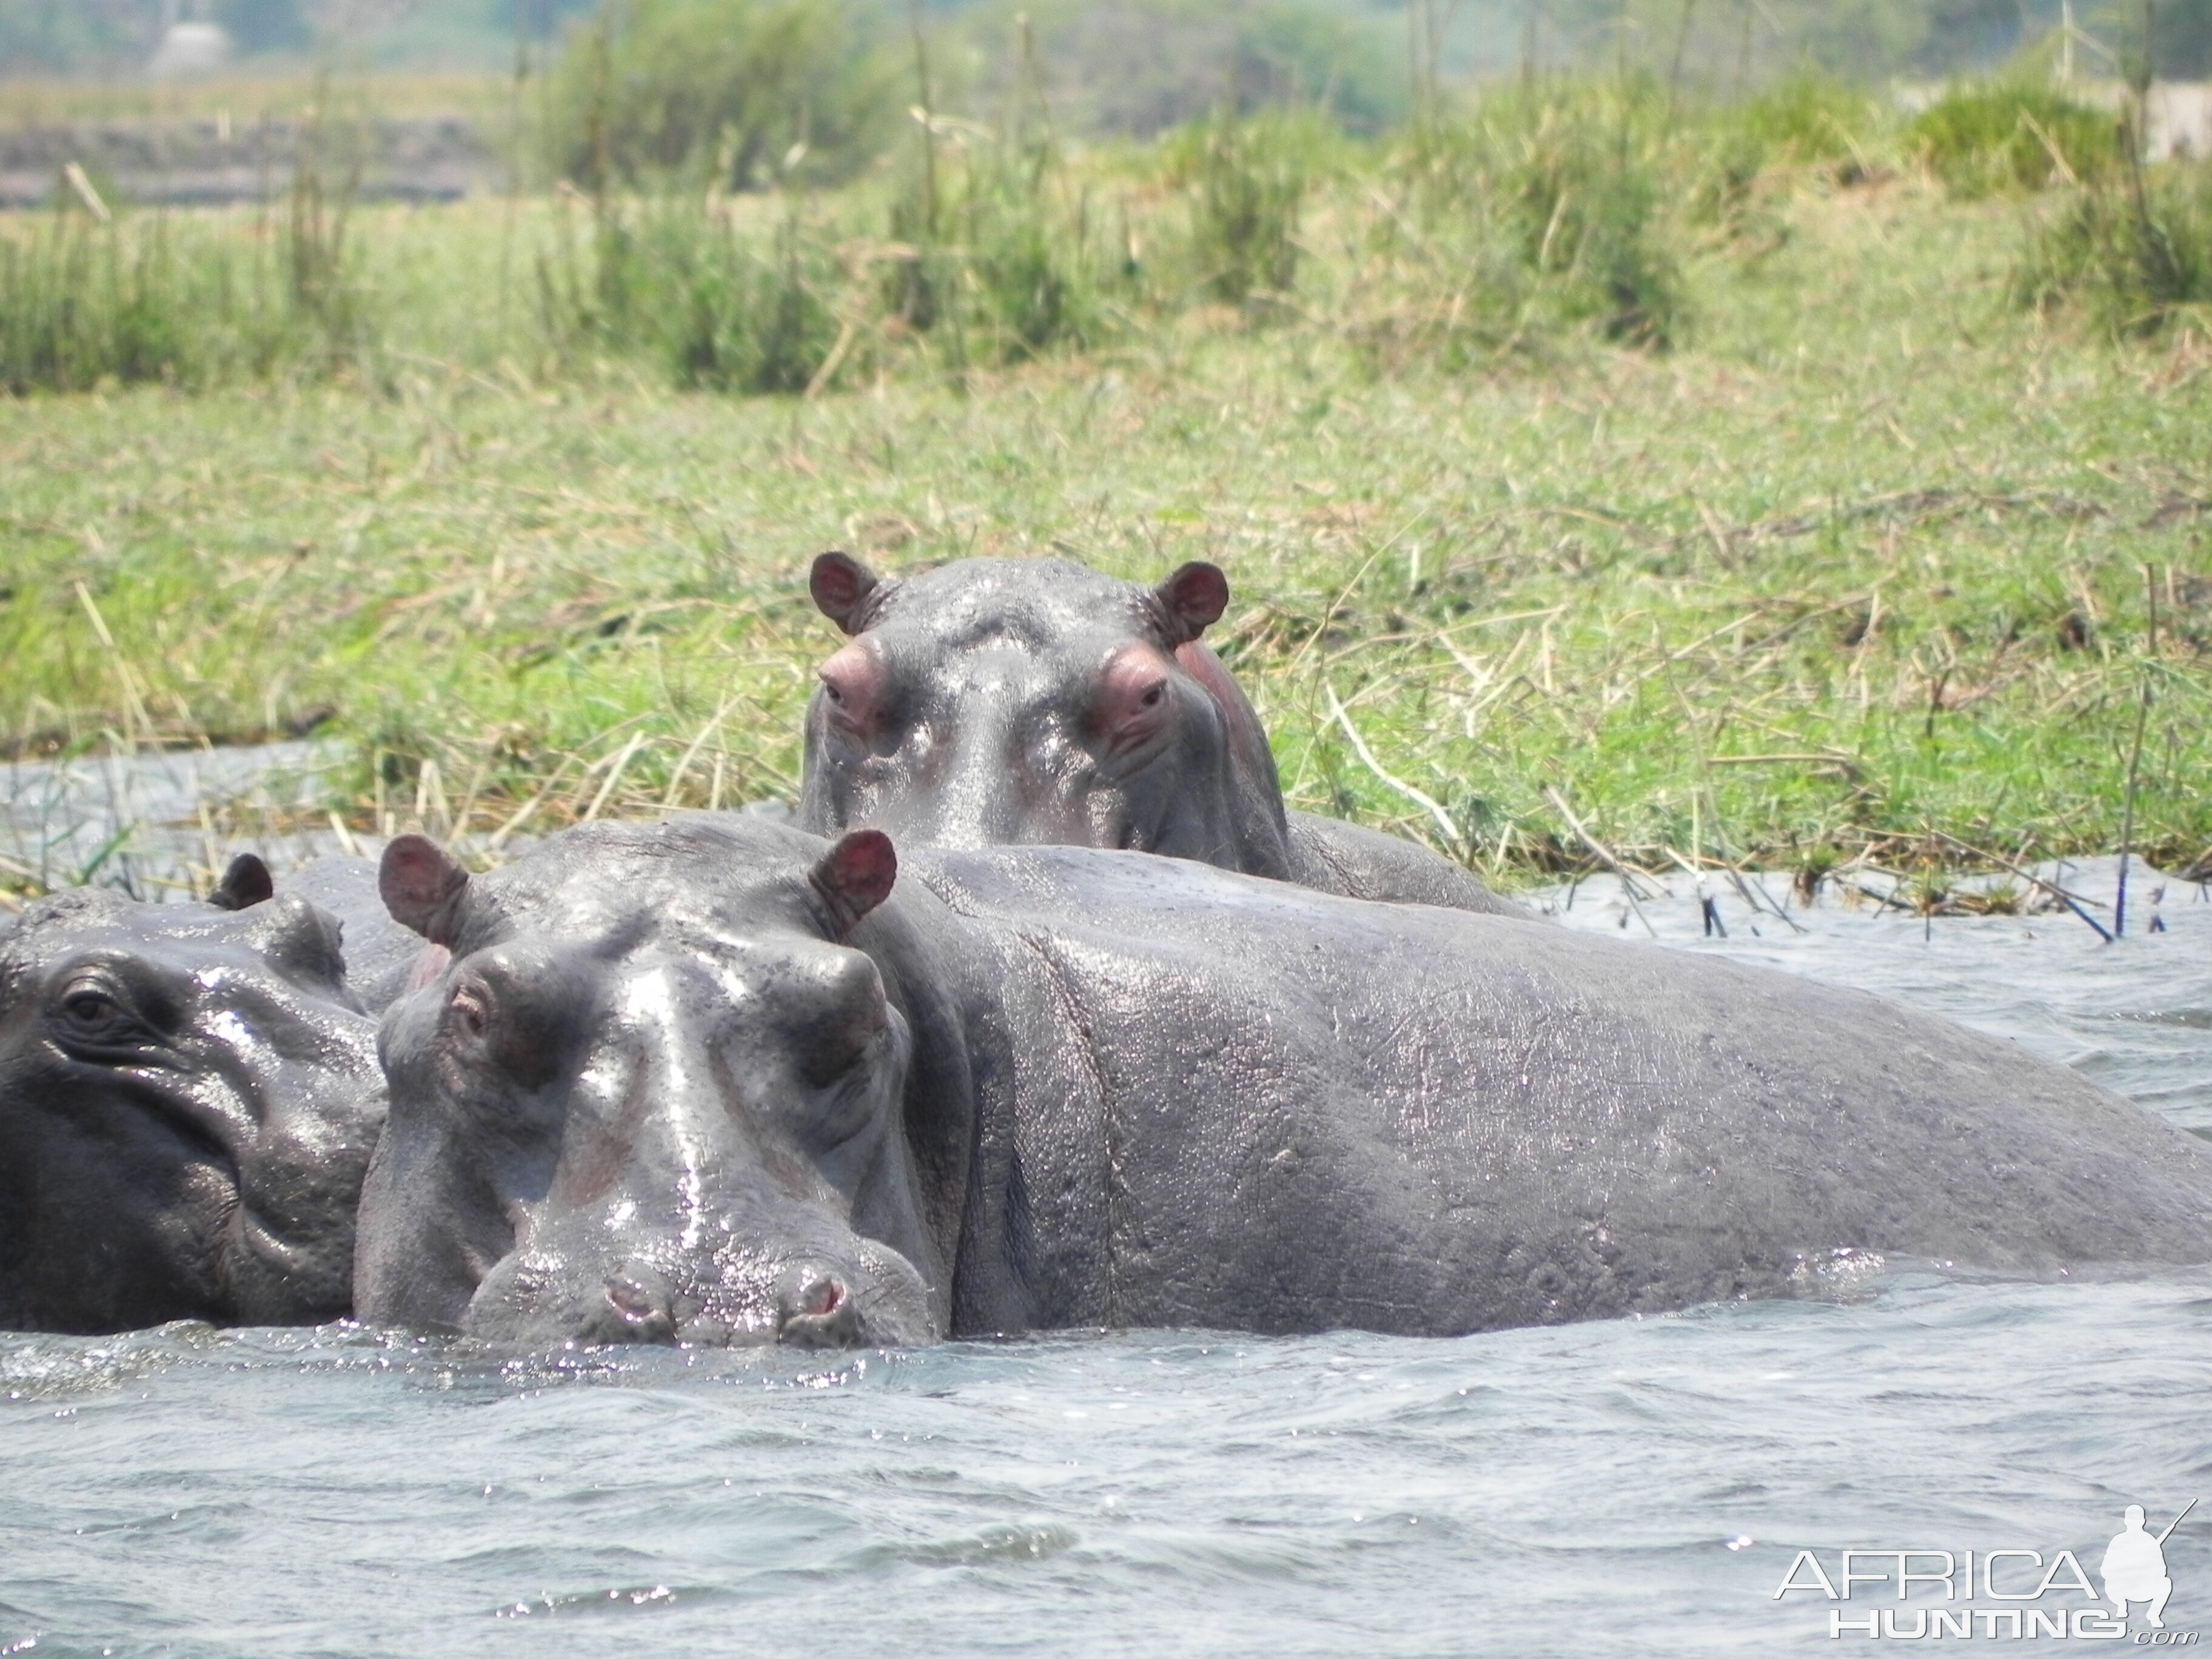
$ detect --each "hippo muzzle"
[456,1007,940,1352]
[468,1228,937,1350]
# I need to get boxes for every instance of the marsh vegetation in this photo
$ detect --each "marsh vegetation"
[3,9,2210,902]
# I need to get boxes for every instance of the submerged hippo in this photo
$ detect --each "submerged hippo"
[358,816,2212,1348]
[0,855,393,1333]
[799,553,1529,917]
[281,853,429,1016]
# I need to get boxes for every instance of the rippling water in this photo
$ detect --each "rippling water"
[0,742,349,899]
[6,859,2211,1657]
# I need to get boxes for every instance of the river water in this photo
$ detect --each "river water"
[4,765,2210,1655]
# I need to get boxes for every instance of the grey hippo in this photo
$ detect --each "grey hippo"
[799,552,1529,917]
[0,854,406,1333]
[357,815,2212,1348]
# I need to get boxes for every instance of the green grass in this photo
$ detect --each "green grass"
[2017,158,2212,337]
[1907,81,2126,199]
[4,120,2212,896]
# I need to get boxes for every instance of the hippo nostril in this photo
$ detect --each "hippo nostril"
[776,1270,862,1349]
[600,1270,677,1343]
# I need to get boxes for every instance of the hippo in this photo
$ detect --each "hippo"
[281,853,430,1016]
[0,854,394,1333]
[797,553,1530,917]
[357,816,2212,1348]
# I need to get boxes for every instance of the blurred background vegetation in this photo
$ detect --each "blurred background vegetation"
[7,0,2208,394]
[4,1,2211,93]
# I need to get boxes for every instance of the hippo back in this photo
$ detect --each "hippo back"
[1285,814,1530,917]
[904,845,2212,1335]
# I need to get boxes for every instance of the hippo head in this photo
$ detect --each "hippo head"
[357,819,944,1350]
[0,856,385,1333]
[797,554,1295,879]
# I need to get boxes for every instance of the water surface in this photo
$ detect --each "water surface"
[5,813,2210,1657]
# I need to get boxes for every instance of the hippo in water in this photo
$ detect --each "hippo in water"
[0,854,397,1333]
[357,816,2212,1348]
[797,553,1530,917]
[281,853,432,1016]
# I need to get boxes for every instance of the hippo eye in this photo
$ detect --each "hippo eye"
[62,990,120,1029]
[52,982,142,1048]
[1140,683,1165,707]
[822,681,845,706]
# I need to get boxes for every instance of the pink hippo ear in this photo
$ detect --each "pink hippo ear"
[380,834,471,946]
[207,852,275,911]
[1157,561,1229,641]
[809,830,898,939]
[810,551,882,635]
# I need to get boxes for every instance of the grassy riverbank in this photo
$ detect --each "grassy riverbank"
[4,147,2211,894]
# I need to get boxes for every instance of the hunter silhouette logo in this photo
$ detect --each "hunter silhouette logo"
[1772,1498,2200,1641]
[2105,1501,2193,1631]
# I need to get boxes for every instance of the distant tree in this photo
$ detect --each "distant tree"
[0,0,158,72]
[1535,0,2076,82]
[215,0,310,52]
[1908,0,2046,72]
[545,0,894,189]
[2148,0,2212,78]
[2071,0,2212,79]
[948,0,1406,138]
[1226,0,1406,130]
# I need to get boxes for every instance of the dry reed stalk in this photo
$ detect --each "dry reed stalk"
[1323,682,1462,854]
[197,800,223,894]
[448,750,491,838]
[486,758,580,851]
[2115,684,2151,937]
[581,731,647,822]
[1542,783,1662,933]
[72,583,156,750]
[662,695,741,808]
[1928,829,2114,941]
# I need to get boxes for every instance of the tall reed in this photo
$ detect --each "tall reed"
[0,93,371,393]
[1356,77,1686,368]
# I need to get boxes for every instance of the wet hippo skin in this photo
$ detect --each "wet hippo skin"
[357,816,2212,1349]
[0,856,389,1333]
[283,853,431,1016]
[797,553,1532,919]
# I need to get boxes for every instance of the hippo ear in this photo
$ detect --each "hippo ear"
[809,830,897,938]
[207,853,275,911]
[810,551,881,635]
[380,834,471,946]
[1158,561,1229,640]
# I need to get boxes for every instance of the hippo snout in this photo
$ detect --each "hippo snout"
[480,1238,937,1351]
[581,1262,871,1349]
